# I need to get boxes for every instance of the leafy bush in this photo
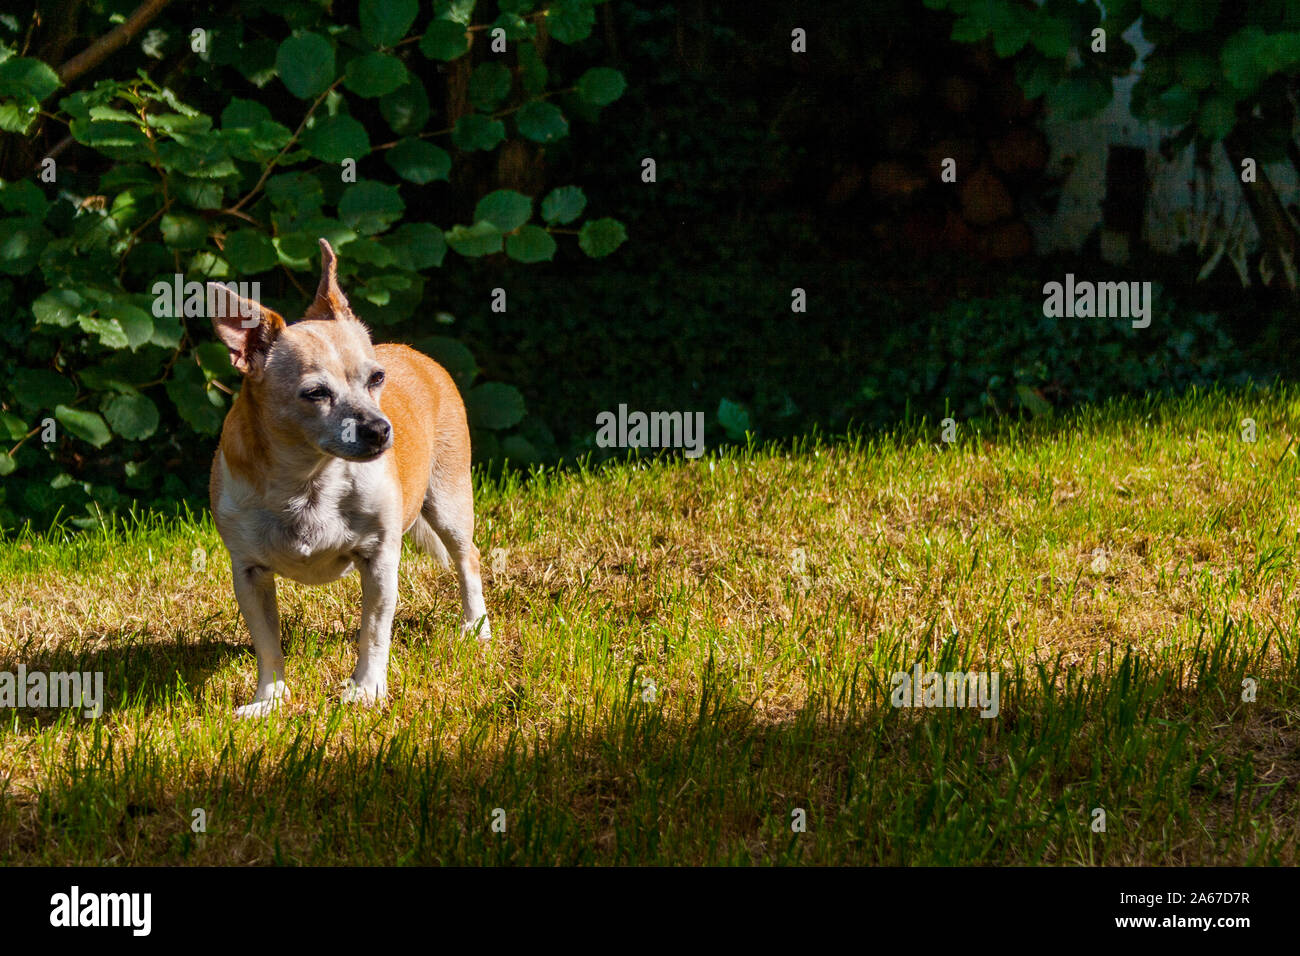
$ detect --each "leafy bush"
[854,284,1252,426]
[0,0,627,532]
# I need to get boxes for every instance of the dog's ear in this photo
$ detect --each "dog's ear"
[207,283,286,376]
[303,237,353,321]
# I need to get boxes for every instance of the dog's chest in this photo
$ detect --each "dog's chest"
[217,460,389,584]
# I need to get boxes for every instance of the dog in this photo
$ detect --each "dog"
[206,238,489,717]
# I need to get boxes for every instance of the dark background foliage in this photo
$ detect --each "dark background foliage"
[0,0,1293,533]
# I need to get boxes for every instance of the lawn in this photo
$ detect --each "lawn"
[1,385,1298,864]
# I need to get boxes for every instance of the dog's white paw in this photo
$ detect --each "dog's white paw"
[340,677,387,706]
[234,683,290,719]
[463,616,492,641]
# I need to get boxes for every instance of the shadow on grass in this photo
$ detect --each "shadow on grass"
[1,635,1296,866]
[0,628,249,725]
[0,602,470,727]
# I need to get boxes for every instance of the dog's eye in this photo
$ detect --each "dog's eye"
[300,386,333,402]
[368,370,385,388]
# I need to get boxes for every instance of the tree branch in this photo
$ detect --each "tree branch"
[57,0,173,85]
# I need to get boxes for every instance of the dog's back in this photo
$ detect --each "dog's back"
[376,343,470,533]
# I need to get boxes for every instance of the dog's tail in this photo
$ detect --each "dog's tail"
[407,516,452,569]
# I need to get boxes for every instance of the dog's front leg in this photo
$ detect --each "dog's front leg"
[232,563,290,718]
[343,542,400,705]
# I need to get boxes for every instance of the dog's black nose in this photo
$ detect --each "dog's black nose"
[361,418,392,447]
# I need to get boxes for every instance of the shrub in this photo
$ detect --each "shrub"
[0,0,626,532]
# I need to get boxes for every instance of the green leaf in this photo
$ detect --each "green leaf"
[220,98,273,128]
[0,412,27,441]
[221,119,292,163]
[516,101,568,143]
[1027,14,1070,58]
[1016,384,1053,417]
[161,212,208,249]
[345,52,409,98]
[361,0,419,47]
[12,369,76,410]
[950,15,989,44]
[717,398,750,440]
[276,33,336,99]
[492,12,536,42]
[100,163,156,191]
[384,222,446,269]
[0,218,47,275]
[1198,94,1238,140]
[277,222,358,263]
[195,340,236,379]
[78,315,129,349]
[0,183,48,218]
[101,300,153,350]
[0,97,39,134]
[0,452,14,476]
[1175,49,1218,91]
[55,404,111,448]
[506,224,556,262]
[0,57,60,102]
[518,42,548,95]
[267,171,325,211]
[501,434,540,463]
[89,106,139,124]
[301,114,370,163]
[357,273,412,306]
[147,112,213,137]
[166,359,224,434]
[1150,85,1197,126]
[385,139,451,183]
[12,369,74,416]
[78,350,164,394]
[344,238,397,268]
[33,289,83,327]
[11,369,74,413]
[224,230,279,273]
[1221,27,1270,94]
[474,189,532,232]
[339,181,405,235]
[150,310,183,349]
[192,251,232,279]
[991,5,1031,58]
[69,117,147,150]
[541,185,585,224]
[416,335,477,388]
[577,218,626,258]
[451,114,506,151]
[576,67,626,106]
[1272,32,1300,72]
[1172,0,1217,33]
[548,0,596,44]
[466,382,526,429]
[380,79,430,135]
[435,0,478,21]
[469,62,513,110]
[103,391,159,440]
[445,221,503,257]
[155,140,237,179]
[420,20,469,60]
[1045,73,1112,120]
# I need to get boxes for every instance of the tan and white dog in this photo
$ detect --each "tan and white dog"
[207,238,489,717]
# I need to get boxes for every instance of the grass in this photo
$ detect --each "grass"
[1,384,1299,864]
